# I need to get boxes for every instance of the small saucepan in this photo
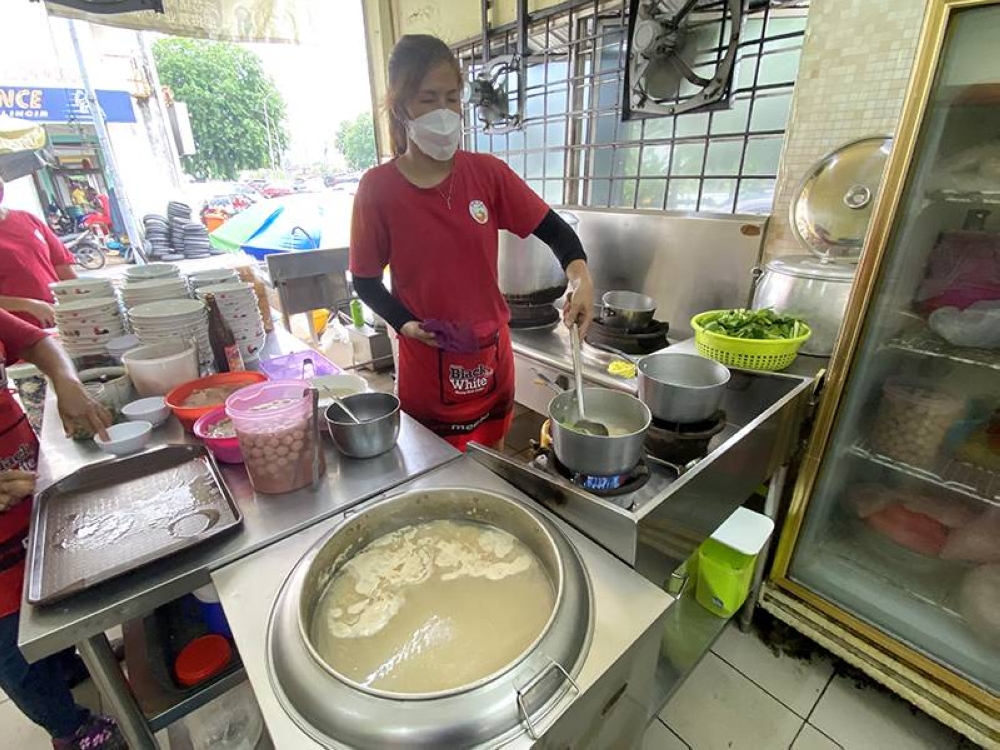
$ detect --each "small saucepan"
[600,291,657,330]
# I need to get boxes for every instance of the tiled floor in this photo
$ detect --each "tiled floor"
[645,622,975,750]
[0,612,981,749]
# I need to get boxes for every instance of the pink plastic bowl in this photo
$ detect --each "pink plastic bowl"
[193,407,243,464]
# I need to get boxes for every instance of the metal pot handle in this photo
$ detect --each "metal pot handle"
[533,371,570,393]
[516,659,580,739]
[585,341,640,365]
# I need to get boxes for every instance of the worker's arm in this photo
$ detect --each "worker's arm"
[55,264,77,281]
[0,296,55,328]
[20,336,111,439]
[34,214,77,281]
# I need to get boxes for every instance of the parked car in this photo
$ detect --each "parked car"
[260,182,296,199]
[331,177,361,195]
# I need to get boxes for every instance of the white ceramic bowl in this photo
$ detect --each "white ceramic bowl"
[121,396,170,427]
[311,374,369,410]
[122,340,200,397]
[94,421,152,455]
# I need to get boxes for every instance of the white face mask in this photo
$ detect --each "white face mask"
[406,108,462,161]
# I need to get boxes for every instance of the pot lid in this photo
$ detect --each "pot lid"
[765,255,857,281]
[790,135,893,261]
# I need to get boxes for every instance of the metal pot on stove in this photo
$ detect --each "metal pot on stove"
[498,210,578,302]
[548,387,651,476]
[599,291,657,330]
[752,135,891,356]
[266,487,591,749]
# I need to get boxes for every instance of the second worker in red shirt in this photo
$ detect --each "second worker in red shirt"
[350,34,595,451]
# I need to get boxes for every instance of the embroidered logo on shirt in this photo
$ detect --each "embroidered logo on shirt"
[469,200,489,225]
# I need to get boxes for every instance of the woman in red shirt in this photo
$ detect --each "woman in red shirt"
[0,177,78,329]
[0,310,120,749]
[351,35,595,450]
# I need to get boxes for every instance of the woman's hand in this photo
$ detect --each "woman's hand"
[52,377,112,440]
[400,320,439,348]
[0,470,36,511]
[563,260,595,336]
[15,299,56,328]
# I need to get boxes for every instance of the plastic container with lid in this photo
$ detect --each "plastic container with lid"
[870,383,965,468]
[695,507,774,618]
[174,634,232,688]
[225,379,325,494]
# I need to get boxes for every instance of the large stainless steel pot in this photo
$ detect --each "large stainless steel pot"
[637,352,730,424]
[267,487,592,749]
[752,255,855,356]
[548,387,651,475]
[498,211,578,302]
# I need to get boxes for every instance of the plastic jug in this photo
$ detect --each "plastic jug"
[225,379,325,494]
[695,507,774,618]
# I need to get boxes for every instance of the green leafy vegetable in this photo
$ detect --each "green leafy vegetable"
[702,309,807,340]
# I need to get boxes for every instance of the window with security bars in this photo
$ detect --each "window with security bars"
[456,0,808,213]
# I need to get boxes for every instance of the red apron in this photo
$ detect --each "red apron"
[398,326,515,451]
[0,397,39,616]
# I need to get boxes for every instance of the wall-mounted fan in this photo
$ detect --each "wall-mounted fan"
[467,55,523,132]
[624,0,744,119]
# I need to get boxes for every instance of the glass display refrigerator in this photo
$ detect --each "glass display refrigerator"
[765,0,1000,745]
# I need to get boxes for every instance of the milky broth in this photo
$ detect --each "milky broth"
[309,519,555,694]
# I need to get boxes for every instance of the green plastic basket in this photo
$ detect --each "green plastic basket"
[690,310,812,372]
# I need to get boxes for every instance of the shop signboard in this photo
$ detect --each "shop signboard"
[0,86,136,124]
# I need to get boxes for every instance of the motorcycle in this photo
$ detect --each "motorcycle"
[58,228,107,270]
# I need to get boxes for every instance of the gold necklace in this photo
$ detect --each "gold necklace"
[435,170,455,209]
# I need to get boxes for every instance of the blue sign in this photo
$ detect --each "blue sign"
[0,86,136,124]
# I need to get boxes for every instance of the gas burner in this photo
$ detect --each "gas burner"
[507,301,561,330]
[532,450,650,502]
[586,318,669,355]
[645,410,727,465]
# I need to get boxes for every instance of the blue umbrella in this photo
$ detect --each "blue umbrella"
[209,192,353,260]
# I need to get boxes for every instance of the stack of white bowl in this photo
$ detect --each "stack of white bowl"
[123,262,180,283]
[54,297,126,359]
[49,277,115,302]
[128,298,212,370]
[195,282,266,363]
[187,268,238,293]
[121,276,191,308]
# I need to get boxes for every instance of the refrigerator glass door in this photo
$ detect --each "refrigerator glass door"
[788,3,1000,696]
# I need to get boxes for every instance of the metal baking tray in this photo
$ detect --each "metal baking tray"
[27,444,242,606]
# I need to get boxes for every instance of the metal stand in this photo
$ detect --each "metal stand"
[738,463,788,633]
[78,633,158,750]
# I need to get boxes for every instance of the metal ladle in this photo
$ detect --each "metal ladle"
[330,396,364,424]
[569,323,609,436]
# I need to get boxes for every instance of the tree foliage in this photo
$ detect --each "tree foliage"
[335,112,377,172]
[152,38,289,180]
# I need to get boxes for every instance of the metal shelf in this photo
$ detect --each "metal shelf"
[926,188,1000,205]
[123,617,248,732]
[884,326,1000,372]
[847,440,1000,506]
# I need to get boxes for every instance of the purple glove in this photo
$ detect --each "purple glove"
[423,319,480,354]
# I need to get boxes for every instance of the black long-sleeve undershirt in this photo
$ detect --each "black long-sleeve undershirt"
[353,208,587,333]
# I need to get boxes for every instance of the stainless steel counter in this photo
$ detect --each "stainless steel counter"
[19,330,459,663]
[211,456,673,749]
[511,326,826,397]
